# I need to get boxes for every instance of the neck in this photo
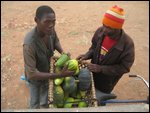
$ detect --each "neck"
[110,29,122,40]
[36,27,45,37]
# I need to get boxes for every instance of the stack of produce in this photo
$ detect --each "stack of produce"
[53,53,92,108]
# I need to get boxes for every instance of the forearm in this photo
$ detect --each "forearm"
[84,49,94,60]
[29,71,72,80]
[29,71,58,80]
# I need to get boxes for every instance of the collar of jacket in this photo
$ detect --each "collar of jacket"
[113,30,126,51]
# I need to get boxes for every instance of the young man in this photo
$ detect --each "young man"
[23,5,74,109]
[77,5,135,94]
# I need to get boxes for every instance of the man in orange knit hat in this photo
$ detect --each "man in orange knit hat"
[77,5,135,100]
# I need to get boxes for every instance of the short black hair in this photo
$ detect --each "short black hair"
[35,5,55,20]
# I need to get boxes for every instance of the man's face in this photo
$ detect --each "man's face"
[36,13,56,36]
[102,24,116,36]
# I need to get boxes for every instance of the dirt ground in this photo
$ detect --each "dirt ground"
[1,1,149,109]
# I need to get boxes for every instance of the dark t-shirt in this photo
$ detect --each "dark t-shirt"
[23,27,59,79]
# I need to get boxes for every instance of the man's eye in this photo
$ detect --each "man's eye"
[44,20,55,24]
[44,21,50,24]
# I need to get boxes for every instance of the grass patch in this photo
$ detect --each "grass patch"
[1,31,9,38]
[68,31,79,36]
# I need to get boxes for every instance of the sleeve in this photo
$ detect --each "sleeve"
[54,31,60,49]
[88,27,102,59]
[23,44,39,79]
[89,29,99,51]
[52,30,64,54]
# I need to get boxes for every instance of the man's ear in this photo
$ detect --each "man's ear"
[34,17,38,23]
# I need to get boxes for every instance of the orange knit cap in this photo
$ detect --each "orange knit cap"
[102,5,125,29]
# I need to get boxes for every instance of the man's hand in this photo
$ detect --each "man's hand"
[61,52,71,58]
[60,65,75,77]
[52,56,59,61]
[76,50,93,61]
[86,63,102,73]
[76,54,88,61]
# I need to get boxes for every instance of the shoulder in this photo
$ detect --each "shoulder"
[23,28,36,45]
[122,30,134,46]
[51,29,57,38]
[51,29,59,41]
[94,26,103,35]
[92,26,103,41]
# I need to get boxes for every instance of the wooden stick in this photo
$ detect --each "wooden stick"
[48,58,54,108]
[90,72,98,107]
